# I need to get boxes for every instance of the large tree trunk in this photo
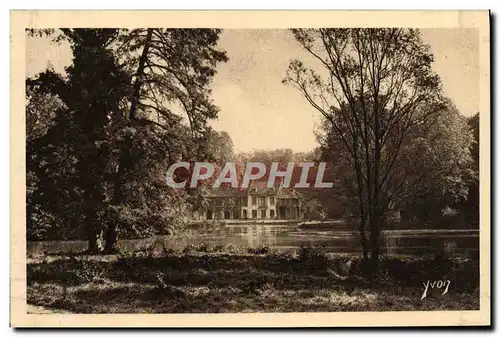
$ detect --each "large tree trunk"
[104,223,119,253]
[104,163,125,253]
[368,208,382,277]
[83,186,103,253]
[103,29,153,251]
[86,223,102,254]
[87,235,99,254]
[359,218,369,259]
[359,216,370,276]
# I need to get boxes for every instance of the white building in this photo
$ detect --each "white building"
[192,181,302,220]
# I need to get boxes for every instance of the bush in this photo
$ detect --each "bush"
[181,243,245,254]
[297,244,330,270]
[212,243,242,254]
[247,245,272,255]
[73,259,109,283]
[183,243,211,254]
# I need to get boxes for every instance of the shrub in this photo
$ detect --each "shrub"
[73,259,108,283]
[247,245,271,255]
[212,243,242,254]
[297,244,330,270]
[182,243,211,254]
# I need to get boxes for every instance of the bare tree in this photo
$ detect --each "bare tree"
[283,28,445,274]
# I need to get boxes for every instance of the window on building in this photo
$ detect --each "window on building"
[252,196,257,205]
[252,210,257,218]
[270,196,275,205]
[261,209,266,218]
[224,210,231,219]
[233,209,239,219]
[270,209,275,218]
[258,197,266,207]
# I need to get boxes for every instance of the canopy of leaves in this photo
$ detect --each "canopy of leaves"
[26,28,228,242]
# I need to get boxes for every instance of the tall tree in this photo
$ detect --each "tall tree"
[206,130,235,165]
[283,28,447,274]
[455,113,479,227]
[26,28,228,252]
[27,29,132,251]
[392,102,475,224]
[101,28,228,251]
[26,77,66,240]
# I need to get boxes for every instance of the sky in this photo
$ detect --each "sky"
[26,28,479,153]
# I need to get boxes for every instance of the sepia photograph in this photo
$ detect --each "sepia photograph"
[10,10,490,327]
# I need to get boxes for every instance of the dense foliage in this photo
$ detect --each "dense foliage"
[26,29,228,252]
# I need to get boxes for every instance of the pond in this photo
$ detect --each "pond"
[27,221,479,257]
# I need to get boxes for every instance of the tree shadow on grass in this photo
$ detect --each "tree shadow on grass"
[27,252,480,313]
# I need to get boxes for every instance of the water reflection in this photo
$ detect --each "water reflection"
[164,223,479,256]
[27,223,479,257]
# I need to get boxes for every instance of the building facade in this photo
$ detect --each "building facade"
[192,183,302,221]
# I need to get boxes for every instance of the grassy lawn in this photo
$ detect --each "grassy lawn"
[27,246,480,313]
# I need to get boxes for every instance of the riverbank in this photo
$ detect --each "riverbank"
[27,225,479,257]
[27,246,479,313]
